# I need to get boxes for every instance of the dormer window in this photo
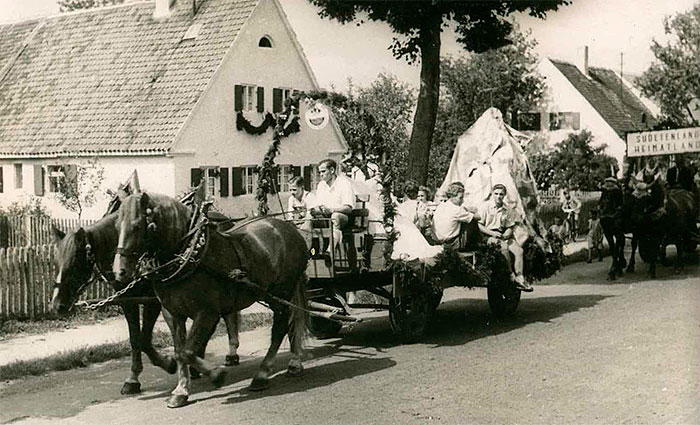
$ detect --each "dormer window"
[258,36,273,48]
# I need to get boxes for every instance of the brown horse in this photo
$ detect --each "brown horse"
[51,213,242,395]
[113,192,309,408]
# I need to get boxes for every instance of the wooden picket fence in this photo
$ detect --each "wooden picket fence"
[0,244,113,319]
[1,215,95,247]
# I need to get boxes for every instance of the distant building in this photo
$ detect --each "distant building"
[513,47,658,170]
[0,0,347,219]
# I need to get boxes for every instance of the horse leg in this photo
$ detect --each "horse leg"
[140,303,177,375]
[223,312,240,366]
[187,312,226,379]
[190,315,220,379]
[249,310,289,391]
[162,308,191,409]
[602,229,617,280]
[121,304,144,395]
[626,236,637,273]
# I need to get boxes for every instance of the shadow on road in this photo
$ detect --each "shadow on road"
[332,294,612,350]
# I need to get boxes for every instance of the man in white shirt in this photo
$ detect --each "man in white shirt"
[287,176,313,249]
[310,158,355,259]
[432,182,481,251]
[478,183,532,292]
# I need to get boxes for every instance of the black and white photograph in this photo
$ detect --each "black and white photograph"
[0,0,698,423]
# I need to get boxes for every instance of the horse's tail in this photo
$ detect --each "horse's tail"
[289,272,309,348]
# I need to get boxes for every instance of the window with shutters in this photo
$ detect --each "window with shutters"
[549,112,580,131]
[241,84,257,112]
[47,165,65,193]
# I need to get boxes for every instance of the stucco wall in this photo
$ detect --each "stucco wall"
[0,156,173,220]
[535,58,627,168]
[171,0,346,216]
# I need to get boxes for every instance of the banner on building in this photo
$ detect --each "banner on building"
[626,127,700,157]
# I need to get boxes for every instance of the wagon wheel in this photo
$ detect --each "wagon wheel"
[487,279,521,318]
[389,272,432,343]
[308,295,344,339]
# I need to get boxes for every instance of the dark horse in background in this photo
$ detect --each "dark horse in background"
[113,192,309,408]
[599,178,627,280]
[628,180,697,278]
[51,213,243,395]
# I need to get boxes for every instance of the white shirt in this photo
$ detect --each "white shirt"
[478,200,517,232]
[287,191,312,220]
[315,175,355,210]
[397,199,419,224]
[432,201,475,241]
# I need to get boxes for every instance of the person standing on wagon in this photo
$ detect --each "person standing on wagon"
[478,183,533,292]
[309,158,355,261]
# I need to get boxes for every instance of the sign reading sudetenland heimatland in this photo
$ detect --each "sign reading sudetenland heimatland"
[627,127,700,157]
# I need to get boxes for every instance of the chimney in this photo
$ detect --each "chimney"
[575,45,590,77]
[154,0,177,19]
[584,45,589,76]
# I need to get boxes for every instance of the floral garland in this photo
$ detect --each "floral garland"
[237,111,301,137]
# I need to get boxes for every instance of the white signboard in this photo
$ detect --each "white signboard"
[304,103,329,130]
[626,127,700,157]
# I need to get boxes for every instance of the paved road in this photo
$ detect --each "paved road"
[1,258,698,425]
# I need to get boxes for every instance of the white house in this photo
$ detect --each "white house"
[513,48,658,170]
[0,0,347,219]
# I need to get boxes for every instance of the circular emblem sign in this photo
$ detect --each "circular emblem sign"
[305,103,329,130]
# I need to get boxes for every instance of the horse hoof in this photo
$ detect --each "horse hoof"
[120,382,141,395]
[165,357,177,375]
[625,265,634,273]
[210,368,227,388]
[249,377,270,392]
[190,367,201,380]
[607,274,616,281]
[287,364,304,377]
[166,394,189,408]
[225,354,240,366]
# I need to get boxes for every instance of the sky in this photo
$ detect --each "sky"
[0,0,697,91]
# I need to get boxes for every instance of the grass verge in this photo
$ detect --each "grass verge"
[0,311,272,381]
[0,306,123,342]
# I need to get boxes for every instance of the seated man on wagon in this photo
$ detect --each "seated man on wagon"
[432,182,481,251]
[287,176,314,250]
[309,158,355,261]
[478,183,533,292]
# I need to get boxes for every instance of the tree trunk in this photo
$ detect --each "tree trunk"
[407,10,442,185]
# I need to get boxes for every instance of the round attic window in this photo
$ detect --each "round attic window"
[258,36,273,48]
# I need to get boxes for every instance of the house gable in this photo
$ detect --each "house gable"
[0,0,258,158]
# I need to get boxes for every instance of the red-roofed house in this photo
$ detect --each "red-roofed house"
[513,49,658,171]
[0,0,347,218]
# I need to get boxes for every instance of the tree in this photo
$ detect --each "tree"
[54,158,105,220]
[333,74,415,183]
[308,0,568,185]
[428,28,546,187]
[530,130,618,191]
[58,0,124,12]
[637,4,700,125]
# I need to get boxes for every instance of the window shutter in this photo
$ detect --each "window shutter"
[273,88,282,113]
[302,165,312,191]
[234,85,243,112]
[0,167,3,193]
[573,112,581,130]
[190,168,204,189]
[232,167,244,196]
[219,167,229,197]
[34,165,44,196]
[257,87,265,113]
[291,165,301,178]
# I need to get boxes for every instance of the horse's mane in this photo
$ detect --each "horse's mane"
[143,192,191,255]
[85,212,119,267]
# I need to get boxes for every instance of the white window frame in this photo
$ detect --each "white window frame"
[241,84,258,112]
[201,166,220,199]
[47,165,65,193]
[278,165,292,192]
[243,166,258,195]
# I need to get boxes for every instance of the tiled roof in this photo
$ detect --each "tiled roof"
[0,0,258,157]
[550,60,656,136]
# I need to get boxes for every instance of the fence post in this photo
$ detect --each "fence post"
[24,215,32,247]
